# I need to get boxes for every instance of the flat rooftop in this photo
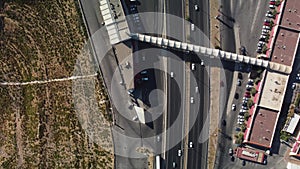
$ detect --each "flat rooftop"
[280,0,300,31]
[259,71,288,111]
[248,107,278,148]
[270,27,299,67]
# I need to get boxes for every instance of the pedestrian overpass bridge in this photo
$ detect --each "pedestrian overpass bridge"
[129,33,292,74]
[98,0,291,74]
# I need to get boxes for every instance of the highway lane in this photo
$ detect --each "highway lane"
[186,0,210,169]
[187,57,209,169]
[189,0,210,45]
[165,50,185,169]
[164,0,186,168]
[165,0,184,41]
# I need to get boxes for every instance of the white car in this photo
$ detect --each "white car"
[266,13,274,18]
[132,116,138,121]
[238,118,245,122]
[191,63,195,70]
[257,41,265,47]
[243,97,249,101]
[246,84,253,88]
[240,109,247,113]
[189,142,193,148]
[232,104,236,111]
[170,72,174,78]
[269,4,276,9]
[194,5,199,11]
[201,60,204,66]
[263,25,271,30]
[191,24,195,31]
[190,97,194,104]
[262,29,270,34]
[195,87,198,93]
[142,77,148,81]
[292,83,296,90]
[178,149,182,157]
[237,121,243,125]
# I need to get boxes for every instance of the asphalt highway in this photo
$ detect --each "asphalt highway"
[189,0,210,46]
[186,0,210,169]
[187,56,209,169]
[165,50,185,169]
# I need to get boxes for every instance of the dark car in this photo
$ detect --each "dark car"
[222,120,227,126]
[242,160,246,166]
[239,46,247,55]
[238,73,243,79]
[234,93,239,99]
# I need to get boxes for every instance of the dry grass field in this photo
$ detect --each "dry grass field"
[0,1,113,168]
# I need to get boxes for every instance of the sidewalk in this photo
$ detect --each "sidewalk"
[207,0,221,168]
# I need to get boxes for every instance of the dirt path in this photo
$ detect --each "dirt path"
[0,74,97,86]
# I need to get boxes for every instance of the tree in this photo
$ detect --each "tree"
[244,112,250,121]
[235,133,244,144]
[247,99,254,108]
[280,131,291,142]
[254,77,261,85]
[262,45,268,54]
[250,88,257,96]
[241,124,246,132]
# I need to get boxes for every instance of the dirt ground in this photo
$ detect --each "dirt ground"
[0,1,113,168]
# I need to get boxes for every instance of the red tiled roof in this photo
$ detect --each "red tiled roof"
[248,107,278,148]
[270,27,299,66]
[280,0,300,31]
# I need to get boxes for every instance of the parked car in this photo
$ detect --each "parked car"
[246,84,253,88]
[238,118,245,122]
[259,35,267,41]
[237,121,243,125]
[238,73,243,79]
[257,41,265,47]
[262,29,269,34]
[269,4,276,9]
[292,83,296,90]
[240,46,247,55]
[237,79,241,86]
[243,97,249,101]
[269,1,276,5]
[242,106,248,110]
[263,25,271,30]
[191,63,195,70]
[229,148,233,156]
[232,104,236,111]
[266,13,274,18]
[132,116,138,121]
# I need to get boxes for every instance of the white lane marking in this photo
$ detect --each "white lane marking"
[251,0,262,32]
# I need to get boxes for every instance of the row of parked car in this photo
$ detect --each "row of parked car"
[256,0,280,54]
[232,78,254,125]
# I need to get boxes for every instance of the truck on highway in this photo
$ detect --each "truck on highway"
[156,155,160,169]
